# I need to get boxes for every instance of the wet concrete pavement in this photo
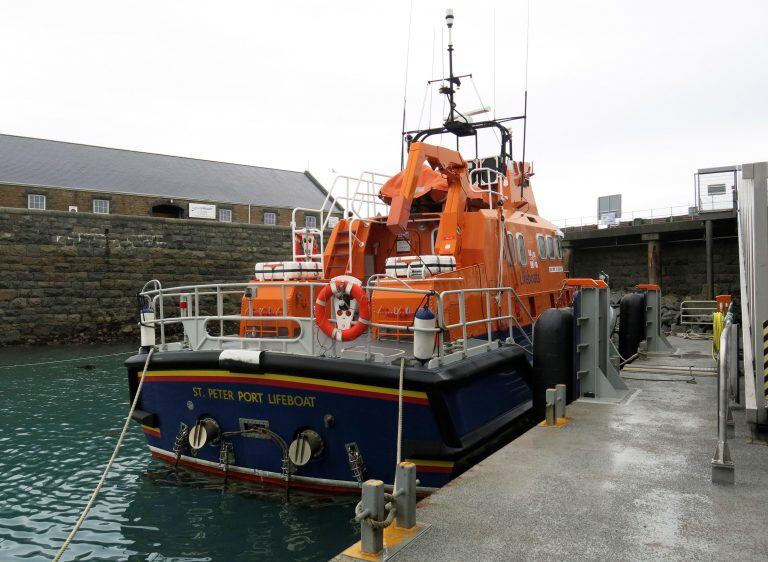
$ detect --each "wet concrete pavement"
[395,337,768,560]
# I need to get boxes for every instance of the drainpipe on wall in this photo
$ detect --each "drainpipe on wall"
[248,204,251,224]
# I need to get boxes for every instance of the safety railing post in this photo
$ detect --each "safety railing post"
[712,322,735,485]
[506,290,514,342]
[394,461,417,530]
[357,479,385,554]
[484,291,493,344]
[158,286,166,348]
[458,294,468,355]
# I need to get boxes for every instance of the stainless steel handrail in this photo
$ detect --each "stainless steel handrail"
[681,300,717,325]
[140,279,536,357]
[712,316,735,482]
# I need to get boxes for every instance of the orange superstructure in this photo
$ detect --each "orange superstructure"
[240,11,567,350]
[240,139,566,345]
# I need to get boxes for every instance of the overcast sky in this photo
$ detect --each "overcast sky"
[1,0,766,221]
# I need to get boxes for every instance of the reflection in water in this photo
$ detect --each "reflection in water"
[0,345,357,561]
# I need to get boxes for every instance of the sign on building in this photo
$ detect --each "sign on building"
[597,194,622,221]
[189,203,217,219]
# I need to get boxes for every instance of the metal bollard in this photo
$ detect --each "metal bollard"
[712,323,735,485]
[545,388,556,425]
[394,461,417,529]
[555,384,566,419]
[356,479,385,554]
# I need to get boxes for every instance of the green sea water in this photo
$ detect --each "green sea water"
[0,345,358,561]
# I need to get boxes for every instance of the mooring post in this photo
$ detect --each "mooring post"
[394,461,417,529]
[357,479,385,554]
[555,384,566,419]
[545,388,556,425]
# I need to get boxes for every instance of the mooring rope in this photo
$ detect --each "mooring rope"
[53,348,154,562]
[0,351,133,370]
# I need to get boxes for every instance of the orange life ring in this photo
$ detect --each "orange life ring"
[314,276,371,341]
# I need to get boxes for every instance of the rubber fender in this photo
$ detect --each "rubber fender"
[619,292,646,360]
[532,307,575,419]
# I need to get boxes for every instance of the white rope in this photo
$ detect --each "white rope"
[0,351,133,370]
[53,348,155,562]
[396,357,405,465]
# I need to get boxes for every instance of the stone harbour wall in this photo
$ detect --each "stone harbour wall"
[0,208,292,346]
[572,237,740,327]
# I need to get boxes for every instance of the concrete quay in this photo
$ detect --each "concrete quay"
[389,336,768,561]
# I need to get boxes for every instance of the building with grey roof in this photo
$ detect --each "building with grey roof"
[0,134,329,227]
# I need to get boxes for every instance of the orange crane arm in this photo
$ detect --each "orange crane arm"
[386,142,468,235]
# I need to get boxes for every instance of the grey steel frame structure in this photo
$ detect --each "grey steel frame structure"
[737,162,768,428]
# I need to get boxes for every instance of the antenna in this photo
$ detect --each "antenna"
[400,0,415,170]
[520,0,531,197]
[443,9,457,123]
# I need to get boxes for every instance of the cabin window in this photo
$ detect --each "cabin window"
[536,234,547,260]
[505,232,516,265]
[546,236,555,260]
[555,236,563,259]
[516,233,527,266]
[28,194,46,210]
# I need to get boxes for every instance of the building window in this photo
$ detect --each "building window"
[305,215,318,229]
[218,208,233,223]
[328,216,339,227]
[264,211,277,225]
[28,194,46,210]
[93,199,110,214]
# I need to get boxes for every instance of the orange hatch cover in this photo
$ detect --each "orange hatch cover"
[379,164,486,205]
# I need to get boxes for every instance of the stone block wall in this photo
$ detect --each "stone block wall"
[0,208,292,346]
[571,235,740,327]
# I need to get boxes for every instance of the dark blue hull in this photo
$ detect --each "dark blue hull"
[126,342,533,494]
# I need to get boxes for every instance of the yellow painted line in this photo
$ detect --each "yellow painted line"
[405,459,454,468]
[342,524,426,560]
[142,370,429,400]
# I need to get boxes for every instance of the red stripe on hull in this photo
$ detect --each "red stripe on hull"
[415,465,453,474]
[150,449,359,495]
[142,427,161,438]
[144,375,430,405]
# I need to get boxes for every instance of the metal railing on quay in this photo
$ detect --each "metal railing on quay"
[712,314,736,484]
[681,300,717,325]
[553,204,696,232]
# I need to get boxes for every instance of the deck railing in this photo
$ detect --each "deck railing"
[138,277,535,365]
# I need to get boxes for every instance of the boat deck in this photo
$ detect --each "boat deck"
[373,336,768,560]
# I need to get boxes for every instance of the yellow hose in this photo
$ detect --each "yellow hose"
[712,312,724,357]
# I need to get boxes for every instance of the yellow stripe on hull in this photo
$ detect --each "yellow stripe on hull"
[142,370,429,401]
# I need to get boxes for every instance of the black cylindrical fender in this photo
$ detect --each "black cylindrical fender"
[532,307,575,419]
[619,292,646,360]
